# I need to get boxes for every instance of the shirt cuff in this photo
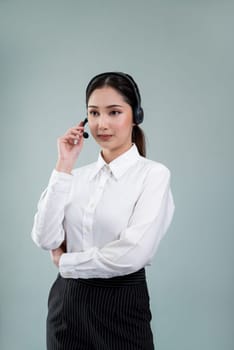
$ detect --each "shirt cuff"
[58,248,98,278]
[48,169,73,193]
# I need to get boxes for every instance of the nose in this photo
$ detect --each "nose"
[98,114,109,130]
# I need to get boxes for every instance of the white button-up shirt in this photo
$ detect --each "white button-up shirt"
[31,144,175,278]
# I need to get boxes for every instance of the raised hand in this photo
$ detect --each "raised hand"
[55,119,87,173]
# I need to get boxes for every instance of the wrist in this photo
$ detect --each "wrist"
[56,160,73,174]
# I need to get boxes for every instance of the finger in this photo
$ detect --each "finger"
[66,129,84,140]
[67,126,84,133]
[73,134,85,145]
[79,119,87,126]
[70,128,84,136]
[74,120,87,130]
[63,129,83,141]
[58,135,80,146]
[74,124,85,130]
[66,134,81,145]
[65,134,85,146]
[72,121,85,129]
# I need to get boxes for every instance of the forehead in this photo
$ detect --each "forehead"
[88,87,128,107]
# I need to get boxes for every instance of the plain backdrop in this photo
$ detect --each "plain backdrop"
[1,1,233,349]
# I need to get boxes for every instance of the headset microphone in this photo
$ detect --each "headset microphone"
[82,118,89,139]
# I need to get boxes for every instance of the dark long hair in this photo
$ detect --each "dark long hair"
[85,72,146,157]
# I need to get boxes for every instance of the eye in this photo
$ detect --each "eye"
[110,110,121,116]
[89,110,99,117]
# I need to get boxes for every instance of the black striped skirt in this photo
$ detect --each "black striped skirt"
[46,268,155,349]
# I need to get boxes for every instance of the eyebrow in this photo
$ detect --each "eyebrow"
[88,104,123,108]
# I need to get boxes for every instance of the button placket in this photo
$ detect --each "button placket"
[81,171,109,250]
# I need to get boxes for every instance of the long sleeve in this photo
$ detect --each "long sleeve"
[59,166,175,278]
[31,169,73,250]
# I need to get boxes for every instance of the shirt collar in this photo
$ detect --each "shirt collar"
[89,143,141,181]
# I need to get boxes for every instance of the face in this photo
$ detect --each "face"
[87,86,135,161]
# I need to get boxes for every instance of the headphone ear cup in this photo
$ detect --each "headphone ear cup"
[134,107,144,124]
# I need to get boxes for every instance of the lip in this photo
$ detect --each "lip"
[98,135,113,140]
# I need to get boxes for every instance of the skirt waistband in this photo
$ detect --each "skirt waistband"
[73,268,146,287]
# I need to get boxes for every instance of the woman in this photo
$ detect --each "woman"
[31,71,175,349]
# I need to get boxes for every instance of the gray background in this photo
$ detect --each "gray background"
[1,1,233,349]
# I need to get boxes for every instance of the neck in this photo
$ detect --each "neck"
[101,143,133,163]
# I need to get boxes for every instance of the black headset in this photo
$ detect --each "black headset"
[85,72,144,125]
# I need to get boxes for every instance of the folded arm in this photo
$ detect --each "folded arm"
[58,166,175,278]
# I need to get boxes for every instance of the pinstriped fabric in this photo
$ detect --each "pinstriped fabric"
[46,269,155,349]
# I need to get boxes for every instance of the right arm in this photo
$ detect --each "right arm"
[31,120,86,250]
